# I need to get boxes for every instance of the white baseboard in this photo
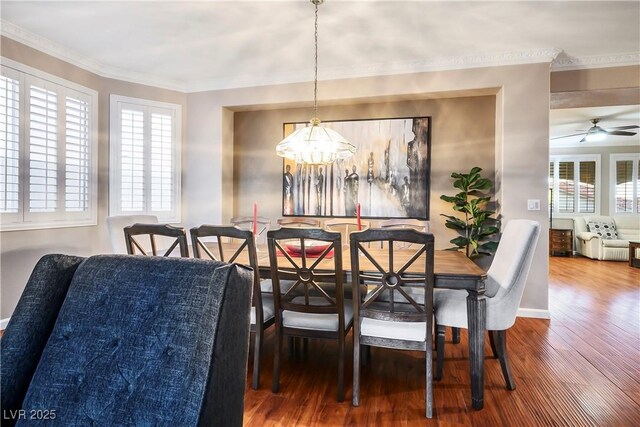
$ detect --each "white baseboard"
[0,317,10,330]
[517,308,551,319]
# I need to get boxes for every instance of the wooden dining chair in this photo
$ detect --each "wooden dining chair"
[231,216,271,244]
[123,223,189,257]
[267,228,352,402]
[434,220,540,391]
[277,217,321,228]
[350,228,435,418]
[379,219,429,248]
[190,225,273,390]
[324,218,370,247]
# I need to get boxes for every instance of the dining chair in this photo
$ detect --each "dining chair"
[379,218,429,248]
[231,216,271,244]
[324,218,370,247]
[124,223,190,257]
[350,228,435,418]
[267,228,352,402]
[434,219,540,391]
[277,217,321,228]
[106,215,158,253]
[190,225,273,390]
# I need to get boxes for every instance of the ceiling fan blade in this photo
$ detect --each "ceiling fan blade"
[579,136,587,143]
[551,132,587,140]
[605,130,637,136]
[607,125,640,130]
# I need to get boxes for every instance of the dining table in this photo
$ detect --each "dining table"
[207,241,488,410]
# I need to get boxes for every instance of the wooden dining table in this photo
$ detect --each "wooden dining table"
[208,242,488,410]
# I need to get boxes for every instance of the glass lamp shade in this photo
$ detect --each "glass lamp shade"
[276,120,356,164]
[585,128,606,142]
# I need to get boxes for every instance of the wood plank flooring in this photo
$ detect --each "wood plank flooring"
[243,256,640,426]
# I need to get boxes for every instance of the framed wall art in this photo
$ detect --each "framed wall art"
[282,116,431,220]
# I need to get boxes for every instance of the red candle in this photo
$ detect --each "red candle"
[253,202,258,236]
[356,203,362,231]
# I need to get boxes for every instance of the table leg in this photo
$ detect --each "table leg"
[467,287,486,410]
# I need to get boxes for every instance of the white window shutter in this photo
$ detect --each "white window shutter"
[28,84,58,213]
[0,75,20,214]
[65,95,90,212]
[120,108,145,212]
[151,112,173,212]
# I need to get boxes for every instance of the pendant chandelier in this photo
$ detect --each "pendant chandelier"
[275,0,355,165]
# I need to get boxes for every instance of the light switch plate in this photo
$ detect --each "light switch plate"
[527,199,541,211]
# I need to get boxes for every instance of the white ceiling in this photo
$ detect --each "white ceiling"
[550,105,640,148]
[1,1,639,92]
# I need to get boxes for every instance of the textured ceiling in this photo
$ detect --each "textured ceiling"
[1,1,639,91]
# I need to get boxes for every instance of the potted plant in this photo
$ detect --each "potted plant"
[440,167,499,259]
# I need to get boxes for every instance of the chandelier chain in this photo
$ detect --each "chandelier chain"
[313,0,319,120]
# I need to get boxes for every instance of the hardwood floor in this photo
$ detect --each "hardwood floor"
[243,256,640,426]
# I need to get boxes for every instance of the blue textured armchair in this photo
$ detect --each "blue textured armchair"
[1,254,253,426]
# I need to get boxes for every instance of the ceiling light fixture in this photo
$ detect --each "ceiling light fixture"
[275,0,355,164]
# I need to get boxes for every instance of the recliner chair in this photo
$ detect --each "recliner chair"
[1,254,253,426]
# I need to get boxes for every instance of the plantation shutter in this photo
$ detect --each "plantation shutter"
[65,95,90,212]
[558,161,574,213]
[578,161,596,213]
[150,112,173,212]
[615,160,633,213]
[120,108,145,212]
[0,74,20,214]
[28,83,58,213]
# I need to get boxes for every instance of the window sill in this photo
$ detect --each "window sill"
[0,218,98,232]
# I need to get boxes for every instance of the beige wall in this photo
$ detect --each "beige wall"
[186,62,552,314]
[0,37,187,318]
[233,96,496,249]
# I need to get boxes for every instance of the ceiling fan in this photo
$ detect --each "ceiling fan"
[551,118,639,142]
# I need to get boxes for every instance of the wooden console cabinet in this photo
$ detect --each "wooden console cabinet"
[549,229,573,257]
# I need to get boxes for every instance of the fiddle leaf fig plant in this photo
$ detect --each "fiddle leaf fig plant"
[440,167,499,259]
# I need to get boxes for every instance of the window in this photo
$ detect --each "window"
[1,60,97,231]
[610,154,640,214]
[549,155,600,216]
[109,95,181,222]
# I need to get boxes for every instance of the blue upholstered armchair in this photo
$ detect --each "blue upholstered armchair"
[1,254,253,426]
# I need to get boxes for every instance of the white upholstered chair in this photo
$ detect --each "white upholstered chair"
[106,215,158,254]
[434,219,540,390]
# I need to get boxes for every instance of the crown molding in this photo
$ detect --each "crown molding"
[184,48,564,92]
[551,52,640,71]
[1,20,187,92]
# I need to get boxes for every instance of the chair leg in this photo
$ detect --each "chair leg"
[353,334,361,406]
[488,329,498,358]
[272,328,282,393]
[452,327,460,344]
[435,324,446,381]
[493,330,516,390]
[337,334,345,402]
[426,328,433,418]
[252,327,263,389]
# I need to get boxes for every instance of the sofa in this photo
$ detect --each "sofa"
[1,254,252,426]
[574,215,640,261]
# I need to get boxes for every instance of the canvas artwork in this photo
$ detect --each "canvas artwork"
[282,117,431,219]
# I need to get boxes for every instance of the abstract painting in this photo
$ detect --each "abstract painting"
[282,116,431,219]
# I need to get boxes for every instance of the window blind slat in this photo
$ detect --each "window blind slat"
[557,161,574,213]
[579,161,596,213]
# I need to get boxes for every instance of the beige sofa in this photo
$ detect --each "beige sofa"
[574,215,640,261]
